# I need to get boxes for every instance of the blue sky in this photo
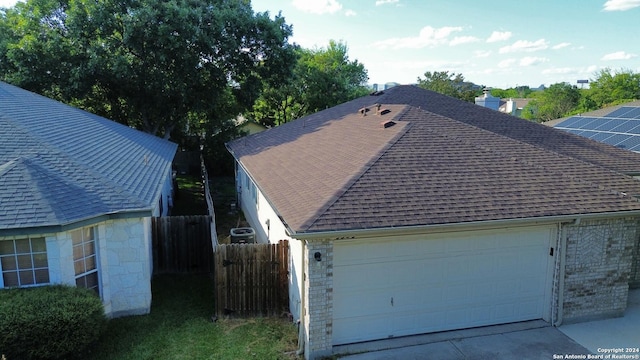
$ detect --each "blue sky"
[2,0,639,89]
[250,0,640,89]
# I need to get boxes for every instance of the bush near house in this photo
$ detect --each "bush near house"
[0,285,107,360]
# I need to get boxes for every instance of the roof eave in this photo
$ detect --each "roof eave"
[288,210,640,241]
[0,208,153,237]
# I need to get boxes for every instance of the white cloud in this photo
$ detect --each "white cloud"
[373,26,463,49]
[292,0,342,14]
[474,50,492,58]
[386,59,466,71]
[450,36,480,46]
[345,9,357,16]
[499,39,549,53]
[541,67,576,75]
[486,31,512,43]
[375,0,399,5]
[601,51,638,60]
[552,42,571,50]
[519,57,549,66]
[498,58,516,68]
[603,0,640,11]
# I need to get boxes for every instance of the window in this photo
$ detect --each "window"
[72,227,99,295]
[0,237,49,287]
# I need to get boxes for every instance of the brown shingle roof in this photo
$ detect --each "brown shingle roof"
[227,85,640,234]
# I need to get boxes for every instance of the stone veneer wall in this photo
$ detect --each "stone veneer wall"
[562,217,638,322]
[103,217,152,317]
[304,240,334,360]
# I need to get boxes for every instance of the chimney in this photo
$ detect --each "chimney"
[475,87,500,111]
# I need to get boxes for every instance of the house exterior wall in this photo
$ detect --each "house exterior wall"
[235,162,304,322]
[304,239,334,360]
[102,217,152,317]
[0,216,152,318]
[561,217,639,322]
[152,166,175,218]
[236,164,266,243]
[629,221,640,289]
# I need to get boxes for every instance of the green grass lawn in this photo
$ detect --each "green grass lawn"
[172,175,208,216]
[89,274,300,360]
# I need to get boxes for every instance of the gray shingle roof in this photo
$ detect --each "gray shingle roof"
[0,82,177,231]
[227,85,640,234]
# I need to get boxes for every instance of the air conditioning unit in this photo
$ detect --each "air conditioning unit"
[230,227,255,244]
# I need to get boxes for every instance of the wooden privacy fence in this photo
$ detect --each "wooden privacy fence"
[152,215,214,274]
[215,240,289,317]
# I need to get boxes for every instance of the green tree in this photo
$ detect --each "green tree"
[588,68,640,108]
[522,82,581,122]
[0,0,295,140]
[490,86,532,99]
[416,70,479,102]
[249,40,369,126]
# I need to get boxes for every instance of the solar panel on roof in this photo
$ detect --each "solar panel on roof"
[605,107,634,118]
[574,117,601,129]
[609,119,638,132]
[625,124,640,135]
[566,129,585,136]
[555,116,584,128]
[589,132,614,141]
[603,134,632,147]
[623,107,640,119]
[593,119,622,131]
[554,105,640,153]
[615,135,640,150]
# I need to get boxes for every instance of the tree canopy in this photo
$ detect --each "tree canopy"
[522,82,581,122]
[248,40,369,126]
[587,68,640,108]
[0,0,296,139]
[416,70,479,102]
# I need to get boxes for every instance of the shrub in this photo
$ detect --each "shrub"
[0,285,107,360]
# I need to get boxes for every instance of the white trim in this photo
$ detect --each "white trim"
[291,211,640,241]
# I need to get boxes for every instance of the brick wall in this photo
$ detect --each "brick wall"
[630,221,640,289]
[562,217,638,322]
[304,240,334,360]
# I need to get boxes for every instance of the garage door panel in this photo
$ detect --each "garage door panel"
[333,227,554,345]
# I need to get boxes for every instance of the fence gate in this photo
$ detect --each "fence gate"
[215,240,289,317]
[152,215,214,274]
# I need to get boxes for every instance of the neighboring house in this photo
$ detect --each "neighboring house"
[0,82,177,317]
[548,100,640,152]
[238,119,268,135]
[499,98,530,117]
[227,85,640,359]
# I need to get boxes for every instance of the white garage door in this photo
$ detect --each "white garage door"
[332,226,555,345]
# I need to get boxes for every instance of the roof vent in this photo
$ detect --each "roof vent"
[370,90,384,96]
[381,120,396,128]
[379,108,391,116]
[359,107,369,116]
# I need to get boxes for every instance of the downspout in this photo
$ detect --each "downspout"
[296,239,306,356]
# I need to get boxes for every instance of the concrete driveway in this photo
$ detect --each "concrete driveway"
[559,289,640,354]
[336,290,640,359]
[335,320,590,359]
